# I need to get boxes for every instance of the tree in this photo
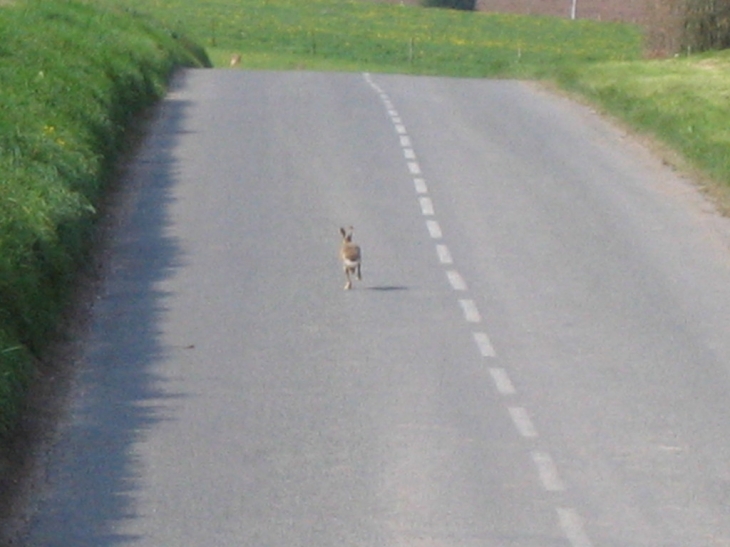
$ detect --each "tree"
[682,0,730,50]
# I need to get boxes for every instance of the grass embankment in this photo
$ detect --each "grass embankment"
[103,0,643,77]
[559,52,730,205]
[0,0,208,439]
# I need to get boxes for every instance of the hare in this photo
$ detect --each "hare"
[229,54,242,68]
[340,226,362,290]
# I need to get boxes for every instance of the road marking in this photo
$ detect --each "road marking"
[472,332,496,357]
[531,451,565,492]
[488,367,516,395]
[436,244,453,264]
[365,78,575,536]
[426,220,442,239]
[419,196,434,215]
[446,270,467,291]
[557,508,594,547]
[365,77,575,540]
[458,299,481,323]
[508,406,538,438]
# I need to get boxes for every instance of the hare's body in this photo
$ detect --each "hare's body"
[340,227,361,290]
[229,54,242,67]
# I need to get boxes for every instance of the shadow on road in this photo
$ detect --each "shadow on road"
[21,74,194,547]
[364,285,409,292]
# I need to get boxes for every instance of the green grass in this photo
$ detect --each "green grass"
[559,51,730,196]
[102,0,643,77]
[0,0,208,438]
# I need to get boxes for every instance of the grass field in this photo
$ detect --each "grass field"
[105,0,643,77]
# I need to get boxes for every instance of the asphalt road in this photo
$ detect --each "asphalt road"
[21,70,730,546]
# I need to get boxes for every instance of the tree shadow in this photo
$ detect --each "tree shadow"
[22,73,194,547]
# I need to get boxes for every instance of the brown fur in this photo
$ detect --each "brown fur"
[229,54,242,68]
[339,227,362,290]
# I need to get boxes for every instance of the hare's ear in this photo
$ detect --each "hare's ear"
[340,227,347,238]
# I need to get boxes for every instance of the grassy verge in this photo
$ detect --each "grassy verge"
[557,51,730,204]
[0,0,208,439]
[103,0,643,77]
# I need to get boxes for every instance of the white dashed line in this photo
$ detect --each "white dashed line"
[508,407,538,438]
[472,332,496,357]
[365,72,585,547]
[531,451,565,492]
[436,244,453,264]
[446,270,468,291]
[413,178,428,194]
[458,299,481,323]
[419,196,434,216]
[557,507,593,547]
[488,367,516,395]
[426,220,442,239]
[557,508,594,547]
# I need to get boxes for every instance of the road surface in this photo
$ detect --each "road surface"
[19,70,730,546]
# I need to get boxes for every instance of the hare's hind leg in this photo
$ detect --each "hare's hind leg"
[344,266,353,290]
